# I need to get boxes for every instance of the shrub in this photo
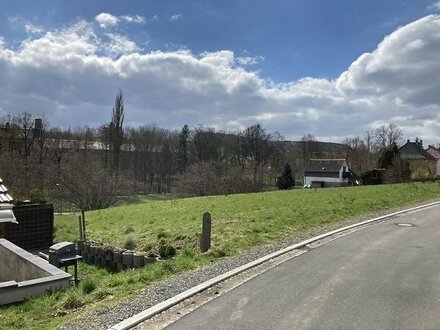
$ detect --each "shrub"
[123,238,137,250]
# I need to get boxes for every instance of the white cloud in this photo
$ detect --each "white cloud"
[120,15,145,24]
[336,15,440,108]
[171,14,182,21]
[104,33,139,56]
[429,1,440,10]
[236,55,264,66]
[95,13,119,29]
[24,24,44,34]
[0,15,439,145]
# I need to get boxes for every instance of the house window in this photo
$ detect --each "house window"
[372,172,377,178]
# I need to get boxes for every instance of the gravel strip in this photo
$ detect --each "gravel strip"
[58,200,438,330]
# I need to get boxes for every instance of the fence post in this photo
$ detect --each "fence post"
[200,212,211,252]
[78,216,84,241]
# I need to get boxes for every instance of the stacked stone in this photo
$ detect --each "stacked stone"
[76,241,156,272]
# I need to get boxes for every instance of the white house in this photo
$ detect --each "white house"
[304,159,349,188]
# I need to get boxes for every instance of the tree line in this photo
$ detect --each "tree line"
[0,91,413,213]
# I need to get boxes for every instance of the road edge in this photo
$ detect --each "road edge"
[109,200,440,330]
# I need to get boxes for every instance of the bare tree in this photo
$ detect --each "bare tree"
[59,156,123,224]
[374,123,403,151]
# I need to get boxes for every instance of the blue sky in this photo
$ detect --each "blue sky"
[0,0,439,144]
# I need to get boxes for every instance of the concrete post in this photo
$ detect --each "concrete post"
[200,212,212,252]
[122,251,134,267]
[133,253,145,267]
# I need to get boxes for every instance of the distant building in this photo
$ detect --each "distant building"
[399,139,437,179]
[304,159,350,188]
[361,168,386,185]
[426,145,440,178]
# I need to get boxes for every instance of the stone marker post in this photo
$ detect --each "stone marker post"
[78,216,84,241]
[200,212,212,252]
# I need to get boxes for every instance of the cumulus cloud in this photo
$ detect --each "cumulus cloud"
[336,15,440,108]
[104,33,140,56]
[95,13,119,29]
[171,14,182,21]
[0,15,439,145]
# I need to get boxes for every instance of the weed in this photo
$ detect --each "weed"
[80,278,97,294]
[161,260,176,273]
[124,226,135,234]
[123,238,137,250]
[58,289,85,310]
[181,248,196,258]
[93,288,111,300]
[156,230,168,239]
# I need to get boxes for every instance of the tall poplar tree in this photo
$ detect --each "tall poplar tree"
[110,89,125,178]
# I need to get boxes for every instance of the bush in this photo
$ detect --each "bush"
[123,238,137,250]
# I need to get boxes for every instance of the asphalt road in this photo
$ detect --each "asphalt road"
[165,205,440,330]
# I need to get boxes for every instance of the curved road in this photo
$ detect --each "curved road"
[166,205,440,329]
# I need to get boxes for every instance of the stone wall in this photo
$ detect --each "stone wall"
[77,241,157,272]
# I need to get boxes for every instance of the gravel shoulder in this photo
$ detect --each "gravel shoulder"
[58,199,439,330]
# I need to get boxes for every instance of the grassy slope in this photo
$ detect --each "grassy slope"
[57,182,440,254]
[1,182,440,330]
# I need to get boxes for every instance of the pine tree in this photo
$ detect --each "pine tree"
[277,163,295,189]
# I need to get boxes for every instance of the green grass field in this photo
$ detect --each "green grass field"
[56,182,440,255]
[1,182,440,330]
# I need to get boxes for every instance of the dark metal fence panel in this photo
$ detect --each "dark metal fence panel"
[4,204,54,250]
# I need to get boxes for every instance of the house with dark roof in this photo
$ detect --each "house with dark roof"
[399,139,437,179]
[361,168,386,185]
[304,159,350,188]
[426,145,440,178]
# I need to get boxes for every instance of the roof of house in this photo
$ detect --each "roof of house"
[0,178,13,204]
[426,146,440,160]
[361,168,386,178]
[0,178,16,223]
[399,140,436,160]
[304,159,347,173]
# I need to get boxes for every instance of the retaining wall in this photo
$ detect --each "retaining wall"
[77,241,157,272]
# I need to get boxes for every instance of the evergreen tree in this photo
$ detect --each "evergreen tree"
[277,163,295,189]
[377,143,398,169]
[177,124,190,173]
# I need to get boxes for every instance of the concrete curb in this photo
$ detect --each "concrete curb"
[108,200,440,330]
